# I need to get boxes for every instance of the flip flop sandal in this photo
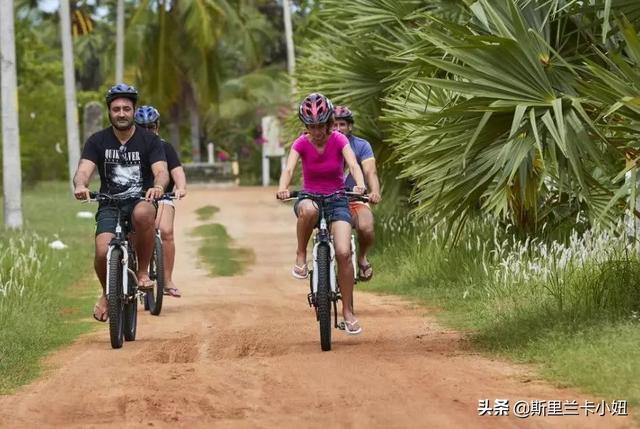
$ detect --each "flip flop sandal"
[163,287,182,297]
[344,319,362,335]
[291,263,309,279]
[137,279,155,290]
[358,263,373,282]
[93,304,108,322]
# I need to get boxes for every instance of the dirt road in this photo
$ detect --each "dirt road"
[0,187,635,428]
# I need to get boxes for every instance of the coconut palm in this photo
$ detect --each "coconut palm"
[127,0,271,161]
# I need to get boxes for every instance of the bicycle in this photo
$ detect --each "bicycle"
[281,190,369,351]
[88,192,147,348]
[143,192,177,315]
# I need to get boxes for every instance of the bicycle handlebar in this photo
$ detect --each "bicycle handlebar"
[86,191,176,202]
[281,190,369,203]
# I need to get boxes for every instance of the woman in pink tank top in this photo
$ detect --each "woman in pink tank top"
[277,93,365,335]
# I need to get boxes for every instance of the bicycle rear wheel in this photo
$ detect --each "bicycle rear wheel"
[316,244,332,351]
[148,234,165,316]
[124,271,137,341]
[107,247,125,349]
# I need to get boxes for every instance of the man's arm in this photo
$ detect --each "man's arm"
[73,159,97,200]
[171,166,187,199]
[361,158,381,204]
[147,160,169,200]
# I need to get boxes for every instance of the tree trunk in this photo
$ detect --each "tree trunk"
[282,0,295,77]
[186,86,201,163]
[168,103,181,154]
[115,0,125,82]
[0,0,23,229]
[59,0,81,192]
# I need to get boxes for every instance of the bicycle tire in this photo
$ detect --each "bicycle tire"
[124,271,137,341]
[108,247,125,349]
[317,244,332,351]
[149,235,165,316]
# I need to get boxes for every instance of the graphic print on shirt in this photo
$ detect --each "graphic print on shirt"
[104,147,143,198]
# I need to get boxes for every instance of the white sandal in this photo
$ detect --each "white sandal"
[344,319,362,335]
[291,263,309,279]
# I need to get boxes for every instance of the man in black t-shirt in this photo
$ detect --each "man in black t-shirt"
[73,84,169,322]
[135,105,187,298]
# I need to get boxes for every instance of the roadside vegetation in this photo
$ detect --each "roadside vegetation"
[0,182,96,393]
[362,212,640,404]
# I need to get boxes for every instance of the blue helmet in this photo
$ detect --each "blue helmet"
[134,105,160,125]
[105,83,138,106]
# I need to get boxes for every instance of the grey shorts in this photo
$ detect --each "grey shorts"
[95,199,156,236]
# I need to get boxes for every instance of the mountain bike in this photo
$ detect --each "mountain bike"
[143,192,177,315]
[88,192,141,349]
[282,190,369,351]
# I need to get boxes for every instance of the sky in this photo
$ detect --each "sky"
[38,0,108,18]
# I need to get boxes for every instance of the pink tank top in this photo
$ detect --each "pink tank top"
[292,130,348,194]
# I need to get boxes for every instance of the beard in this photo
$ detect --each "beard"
[109,114,134,131]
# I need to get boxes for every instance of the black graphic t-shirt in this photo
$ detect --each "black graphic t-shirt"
[162,139,182,192]
[81,127,166,200]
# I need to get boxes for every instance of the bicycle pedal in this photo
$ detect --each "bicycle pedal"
[337,320,346,330]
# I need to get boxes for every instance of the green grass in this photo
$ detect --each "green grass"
[362,213,640,407]
[192,206,254,276]
[195,205,220,221]
[0,182,97,393]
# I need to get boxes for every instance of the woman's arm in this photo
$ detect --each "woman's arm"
[342,145,365,193]
[277,148,300,199]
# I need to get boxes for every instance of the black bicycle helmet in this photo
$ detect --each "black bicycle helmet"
[105,83,139,106]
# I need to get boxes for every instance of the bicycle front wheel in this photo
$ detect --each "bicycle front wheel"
[316,244,332,351]
[108,247,125,349]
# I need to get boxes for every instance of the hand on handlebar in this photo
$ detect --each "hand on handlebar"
[145,186,164,201]
[276,189,290,200]
[352,186,366,195]
[368,192,381,204]
[174,188,187,200]
[74,185,91,201]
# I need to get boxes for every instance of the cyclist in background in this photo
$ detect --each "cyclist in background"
[333,106,381,281]
[277,93,366,335]
[135,105,187,298]
[73,84,168,322]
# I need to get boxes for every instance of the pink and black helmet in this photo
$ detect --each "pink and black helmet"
[333,105,354,123]
[298,93,334,125]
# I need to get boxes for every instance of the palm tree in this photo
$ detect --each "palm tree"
[59,0,81,192]
[127,0,276,161]
[1,0,24,229]
[294,0,640,235]
[127,0,239,161]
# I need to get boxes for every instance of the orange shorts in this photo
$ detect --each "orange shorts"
[349,201,371,217]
